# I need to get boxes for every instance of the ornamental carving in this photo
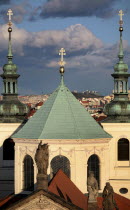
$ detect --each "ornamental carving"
[17,195,68,210]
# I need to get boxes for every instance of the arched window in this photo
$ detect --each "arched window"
[51,155,70,178]
[126,82,128,93]
[87,154,100,188]
[13,82,15,93]
[8,82,10,93]
[23,155,34,191]
[4,82,6,93]
[3,138,14,160]
[114,81,118,93]
[118,138,129,161]
[120,81,123,93]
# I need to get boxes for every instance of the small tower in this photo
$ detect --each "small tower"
[103,10,130,122]
[0,9,29,123]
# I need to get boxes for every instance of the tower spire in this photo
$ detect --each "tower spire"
[7,9,13,63]
[118,10,124,63]
[0,9,29,123]
[103,10,130,123]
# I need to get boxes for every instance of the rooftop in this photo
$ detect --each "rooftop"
[13,76,111,140]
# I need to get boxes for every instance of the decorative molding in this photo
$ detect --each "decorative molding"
[17,195,68,210]
[85,145,109,158]
[49,147,74,158]
[14,138,111,144]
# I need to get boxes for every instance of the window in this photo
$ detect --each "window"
[4,82,6,93]
[3,138,14,160]
[13,82,15,93]
[8,82,10,93]
[120,81,123,93]
[51,155,70,178]
[87,154,100,188]
[23,155,34,191]
[119,188,128,194]
[118,138,129,161]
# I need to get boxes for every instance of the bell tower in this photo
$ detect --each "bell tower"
[0,9,29,123]
[103,10,130,123]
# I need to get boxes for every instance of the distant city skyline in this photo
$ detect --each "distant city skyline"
[0,0,129,95]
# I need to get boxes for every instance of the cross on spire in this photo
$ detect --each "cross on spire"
[59,48,66,66]
[7,9,13,23]
[118,10,124,21]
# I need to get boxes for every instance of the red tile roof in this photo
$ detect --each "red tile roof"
[0,194,13,207]
[49,170,130,210]
[0,170,130,210]
[35,101,43,107]
[93,116,107,122]
[48,169,87,210]
[96,193,130,210]
[26,109,36,118]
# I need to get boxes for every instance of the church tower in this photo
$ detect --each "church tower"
[102,10,130,199]
[103,10,130,122]
[0,9,28,123]
[13,47,111,195]
[0,9,29,198]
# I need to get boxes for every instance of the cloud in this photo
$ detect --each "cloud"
[0,0,10,5]
[0,23,103,56]
[0,23,129,95]
[38,0,117,19]
[30,24,103,52]
[0,1,31,24]
[0,24,30,55]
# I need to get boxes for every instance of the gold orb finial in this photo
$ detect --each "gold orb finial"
[58,48,66,75]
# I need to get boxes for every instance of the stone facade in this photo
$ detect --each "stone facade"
[14,138,110,195]
[0,123,21,198]
[6,190,78,210]
[102,123,130,199]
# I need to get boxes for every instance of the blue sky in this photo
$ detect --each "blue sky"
[0,0,130,95]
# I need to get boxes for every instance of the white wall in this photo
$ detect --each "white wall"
[102,123,130,199]
[14,138,110,195]
[0,123,21,198]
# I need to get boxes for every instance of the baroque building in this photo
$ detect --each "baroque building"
[0,9,130,203]
[101,10,130,198]
[13,54,111,195]
[0,9,29,198]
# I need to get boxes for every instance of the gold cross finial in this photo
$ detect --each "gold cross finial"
[59,48,66,66]
[118,10,124,21]
[7,9,13,22]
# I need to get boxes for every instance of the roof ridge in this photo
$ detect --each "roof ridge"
[38,84,61,139]
[64,86,81,139]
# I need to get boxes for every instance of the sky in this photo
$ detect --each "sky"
[0,0,130,95]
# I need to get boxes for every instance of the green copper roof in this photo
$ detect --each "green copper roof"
[114,28,128,73]
[13,76,111,139]
[0,20,29,123]
[103,18,130,123]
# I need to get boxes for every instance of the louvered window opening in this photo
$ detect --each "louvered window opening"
[87,154,100,188]
[51,155,70,178]
[118,138,129,161]
[23,155,34,191]
[3,138,14,160]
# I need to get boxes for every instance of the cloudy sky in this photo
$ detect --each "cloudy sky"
[0,0,130,95]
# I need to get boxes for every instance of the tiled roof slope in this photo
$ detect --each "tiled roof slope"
[48,169,87,210]
[97,193,130,210]
[13,77,111,139]
[0,190,81,210]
